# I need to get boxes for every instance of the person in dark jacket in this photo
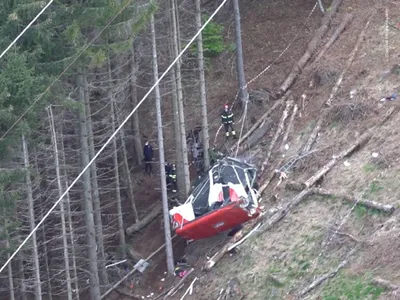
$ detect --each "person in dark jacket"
[165,162,172,189]
[143,141,153,174]
[221,104,236,139]
[168,164,177,193]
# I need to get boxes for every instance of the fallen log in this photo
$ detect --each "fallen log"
[278,0,344,95]
[261,101,293,171]
[326,13,374,106]
[258,158,285,195]
[302,109,329,153]
[280,103,298,150]
[313,13,353,64]
[126,204,162,235]
[303,130,373,188]
[230,97,284,152]
[312,188,396,213]
[299,248,356,297]
[372,278,400,291]
[243,122,272,150]
[127,248,144,262]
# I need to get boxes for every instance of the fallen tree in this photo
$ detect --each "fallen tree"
[278,0,344,95]
[231,97,284,152]
[312,13,353,64]
[280,103,298,150]
[261,100,293,171]
[126,204,162,235]
[298,248,356,297]
[312,188,396,213]
[326,12,374,106]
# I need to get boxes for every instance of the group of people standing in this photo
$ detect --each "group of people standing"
[141,103,236,193]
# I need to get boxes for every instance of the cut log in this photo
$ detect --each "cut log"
[303,131,372,188]
[278,0,344,95]
[326,13,374,106]
[258,158,285,195]
[312,188,396,213]
[281,103,298,150]
[231,97,284,151]
[261,101,293,171]
[299,248,356,297]
[126,204,162,236]
[313,13,353,64]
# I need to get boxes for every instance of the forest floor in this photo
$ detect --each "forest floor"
[107,0,400,299]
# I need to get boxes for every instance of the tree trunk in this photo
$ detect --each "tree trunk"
[39,204,52,300]
[108,58,126,258]
[129,46,143,165]
[77,73,101,300]
[171,0,190,197]
[126,204,162,235]
[21,134,42,300]
[151,14,175,274]
[84,74,109,286]
[18,254,28,300]
[232,0,249,105]
[195,0,210,169]
[47,106,73,300]
[4,219,15,300]
[60,131,80,300]
[115,99,139,222]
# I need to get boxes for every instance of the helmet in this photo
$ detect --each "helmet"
[224,104,229,110]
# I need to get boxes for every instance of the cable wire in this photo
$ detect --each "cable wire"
[0,0,230,275]
[0,0,55,60]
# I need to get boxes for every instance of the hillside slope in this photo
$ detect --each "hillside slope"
[167,0,400,299]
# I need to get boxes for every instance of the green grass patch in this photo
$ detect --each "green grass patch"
[362,163,378,173]
[322,273,386,299]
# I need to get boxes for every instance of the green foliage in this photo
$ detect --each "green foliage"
[362,163,378,173]
[190,15,227,58]
[322,273,385,299]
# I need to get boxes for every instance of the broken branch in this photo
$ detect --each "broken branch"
[163,268,194,299]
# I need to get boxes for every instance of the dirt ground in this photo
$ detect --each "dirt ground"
[109,0,400,299]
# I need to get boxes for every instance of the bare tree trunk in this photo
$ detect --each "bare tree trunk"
[114,100,139,223]
[47,106,73,300]
[18,254,28,300]
[21,134,42,300]
[4,218,15,300]
[171,0,190,197]
[195,0,210,169]
[151,14,175,274]
[83,74,109,286]
[60,131,80,300]
[232,0,249,105]
[77,73,101,300]
[108,58,126,258]
[39,205,52,300]
[130,46,143,165]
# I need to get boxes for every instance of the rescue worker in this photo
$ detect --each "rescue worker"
[165,162,172,190]
[221,104,236,139]
[143,141,153,175]
[168,164,178,193]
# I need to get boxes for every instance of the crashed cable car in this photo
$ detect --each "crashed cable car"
[169,157,261,240]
